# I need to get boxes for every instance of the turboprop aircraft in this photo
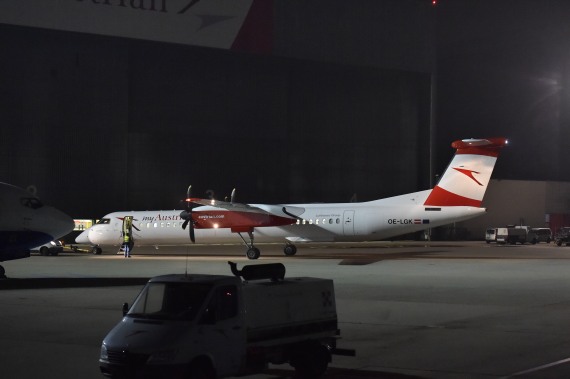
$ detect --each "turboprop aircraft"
[0,182,75,277]
[76,137,508,259]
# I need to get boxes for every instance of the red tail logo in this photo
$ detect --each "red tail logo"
[453,168,483,186]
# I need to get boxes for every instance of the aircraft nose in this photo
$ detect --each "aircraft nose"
[75,229,91,244]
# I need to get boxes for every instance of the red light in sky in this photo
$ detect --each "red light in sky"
[432,0,437,6]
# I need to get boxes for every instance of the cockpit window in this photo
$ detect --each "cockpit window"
[20,197,43,209]
[97,218,111,224]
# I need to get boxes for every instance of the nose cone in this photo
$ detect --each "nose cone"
[42,206,75,240]
[75,229,91,244]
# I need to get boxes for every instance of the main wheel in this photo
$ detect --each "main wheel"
[246,247,260,260]
[284,244,297,256]
[291,343,330,379]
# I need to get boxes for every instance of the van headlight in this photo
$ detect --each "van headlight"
[100,344,109,361]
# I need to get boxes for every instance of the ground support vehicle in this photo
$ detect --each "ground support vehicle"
[32,240,64,256]
[528,228,552,244]
[99,262,353,379]
[485,228,498,243]
[496,227,528,244]
[555,227,570,246]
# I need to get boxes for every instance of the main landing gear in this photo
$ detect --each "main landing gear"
[237,231,261,260]
[237,231,298,260]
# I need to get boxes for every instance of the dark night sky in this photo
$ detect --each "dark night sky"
[435,0,570,182]
[3,0,570,217]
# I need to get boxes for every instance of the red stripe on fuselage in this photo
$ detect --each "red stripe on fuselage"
[193,210,295,229]
[423,186,482,207]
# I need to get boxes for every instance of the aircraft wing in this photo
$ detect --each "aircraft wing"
[187,198,305,219]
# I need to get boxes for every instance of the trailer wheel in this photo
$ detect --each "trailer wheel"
[291,343,330,379]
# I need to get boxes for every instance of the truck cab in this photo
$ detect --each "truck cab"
[485,228,497,243]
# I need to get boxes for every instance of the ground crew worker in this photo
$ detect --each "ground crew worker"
[122,231,131,258]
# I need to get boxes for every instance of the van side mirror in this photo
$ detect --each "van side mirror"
[122,302,129,316]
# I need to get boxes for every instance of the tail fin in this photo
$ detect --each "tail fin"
[424,137,508,207]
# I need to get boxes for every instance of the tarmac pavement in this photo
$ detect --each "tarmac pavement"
[2,241,570,378]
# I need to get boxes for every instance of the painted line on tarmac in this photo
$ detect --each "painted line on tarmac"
[501,357,570,378]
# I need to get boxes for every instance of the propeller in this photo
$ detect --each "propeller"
[180,185,196,243]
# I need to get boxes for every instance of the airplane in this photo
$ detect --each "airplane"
[76,137,508,259]
[0,182,75,278]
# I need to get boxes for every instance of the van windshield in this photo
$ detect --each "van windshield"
[127,282,212,321]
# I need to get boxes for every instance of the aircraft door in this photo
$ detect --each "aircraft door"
[343,210,355,236]
[121,216,135,252]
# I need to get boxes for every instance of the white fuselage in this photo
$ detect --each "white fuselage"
[77,190,486,248]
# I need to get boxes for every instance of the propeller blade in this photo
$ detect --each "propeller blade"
[190,222,195,243]
[186,185,192,207]
[181,185,196,243]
